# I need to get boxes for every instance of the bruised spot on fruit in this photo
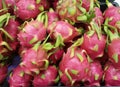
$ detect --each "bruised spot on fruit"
[112,53,119,63]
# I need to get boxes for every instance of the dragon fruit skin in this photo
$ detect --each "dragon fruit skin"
[33,66,58,86]
[9,66,33,87]
[81,32,106,60]
[0,63,8,84]
[84,61,103,86]
[48,21,79,43]
[14,0,49,20]
[49,48,64,64]
[104,62,120,86]
[104,6,120,31]
[108,38,120,68]
[18,20,46,48]
[59,47,90,86]
[4,18,20,51]
[92,7,104,26]
[20,45,48,75]
[82,0,90,12]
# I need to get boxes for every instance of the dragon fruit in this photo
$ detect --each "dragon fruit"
[0,63,7,84]
[104,1,120,31]
[56,0,95,23]
[18,20,46,48]
[48,21,79,43]
[20,42,50,75]
[3,18,20,51]
[108,38,120,68]
[81,31,106,60]
[14,0,49,20]
[49,47,64,64]
[59,46,90,86]
[103,62,120,86]
[84,61,103,86]
[33,65,59,86]
[9,65,33,87]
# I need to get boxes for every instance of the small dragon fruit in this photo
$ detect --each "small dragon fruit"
[108,38,120,68]
[59,46,90,86]
[18,20,46,48]
[84,61,103,86]
[9,65,33,87]
[0,63,7,84]
[48,21,79,43]
[33,65,59,86]
[14,0,49,20]
[3,18,20,51]
[103,62,120,86]
[56,0,95,23]
[104,0,120,31]
[81,31,106,60]
[20,42,51,75]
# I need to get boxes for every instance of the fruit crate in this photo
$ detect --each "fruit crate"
[0,0,120,87]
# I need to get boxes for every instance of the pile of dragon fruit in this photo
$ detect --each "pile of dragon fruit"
[0,0,120,86]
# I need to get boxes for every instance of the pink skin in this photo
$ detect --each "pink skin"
[20,46,48,75]
[59,47,89,86]
[9,66,32,87]
[48,21,79,43]
[82,0,90,12]
[4,18,20,50]
[104,6,120,31]
[104,62,120,86]
[14,0,40,20]
[18,20,46,48]
[49,48,64,64]
[0,64,7,84]
[85,61,103,86]
[81,32,106,59]
[108,38,120,68]
[92,7,104,26]
[47,9,59,25]
[33,66,58,86]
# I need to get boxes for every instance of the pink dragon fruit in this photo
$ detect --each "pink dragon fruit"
[81,31,106,60]
[103,62,120,86]
[3,18,20,51]
[20,42,49,75]
[104,1,120,32]
[33,65,59,86]
[108,38,120,68]
[9,65,33,87]
[84,61,103,86]
[48,21,79,43]
[49,47,64,64]
[14,0,49,20]
[0,63,7,84]
[59,46,90,86]
[18,20,46,48]
[92,7,104,26]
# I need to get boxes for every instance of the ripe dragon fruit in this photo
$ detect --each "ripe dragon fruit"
[9,65,33,87]
[14,0,49,20]
[20,42,50,75]
[0,63,7,84]
[3,18,20,51]
[33,65,59,86]
[59,46,90,86]
[104,1,120,32]
[81,31,106,60]
[48,21,79,43]
[108,38,120,68]
[56,0,95,23]
[18,20,46,48]
[84,61,103,86]
[103,62,120,86]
